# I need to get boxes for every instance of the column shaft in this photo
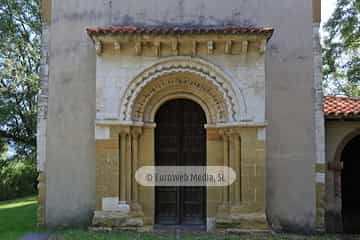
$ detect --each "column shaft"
[234,134,241,204]
[126,134,132,202]
[120,133,127,202]
[222,133,229,204]
[132,131,139,202]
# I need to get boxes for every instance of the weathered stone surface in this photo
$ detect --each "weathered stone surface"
[216,213,268,230]
[92,211,144,228]
[43,0,317,232]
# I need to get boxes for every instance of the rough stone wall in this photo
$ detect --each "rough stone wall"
[45,0,315,231]
[37,0,51,226]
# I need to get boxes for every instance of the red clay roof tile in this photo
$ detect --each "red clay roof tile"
[324,95,360,118]
[86,25,274,37]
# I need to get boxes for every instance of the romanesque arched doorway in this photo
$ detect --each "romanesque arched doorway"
[341,134,360,233]
[155,99,207,226]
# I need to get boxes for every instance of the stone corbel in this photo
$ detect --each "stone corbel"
[172,41,179,55]
[225,40,232,54]
[208,41,214,55]
[259,39,267,54]
[192,41,197,56]
[114,41,121,51]
[154,42,161,57]
[95,39,102,56]
[135,42,142,56]
[241,40,248,53]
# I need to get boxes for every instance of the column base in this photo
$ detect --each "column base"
[216,203,230,218]
[92,210,144,230]
[130,202,144,217]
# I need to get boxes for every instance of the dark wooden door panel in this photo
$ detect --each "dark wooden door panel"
[155,99,206,226]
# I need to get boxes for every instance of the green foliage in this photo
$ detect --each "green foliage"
[0,157,37,201]
[0,0,41,156]
[322,0,360,96]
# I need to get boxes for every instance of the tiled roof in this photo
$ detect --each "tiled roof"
[86,25,274,37]
[324,95,360,118]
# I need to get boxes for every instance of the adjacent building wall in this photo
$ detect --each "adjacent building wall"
[43,0,315,231]
[325,120,360,232]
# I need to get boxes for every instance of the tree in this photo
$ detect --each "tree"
[322,0,360,97]
[0,0,40,158]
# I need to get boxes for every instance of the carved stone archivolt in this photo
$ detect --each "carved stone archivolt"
[132,73,228,123]
[120,57,243,124]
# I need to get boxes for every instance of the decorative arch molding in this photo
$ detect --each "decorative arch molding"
[334,128,360,165]
[132,74,228,124]
[325,128,360,233]
[119,57,245,124]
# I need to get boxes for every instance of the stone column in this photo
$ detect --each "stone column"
[126,133,132,202]
[216,126,268,231]
[228,129,241,211]
[217,129,230,216]
[233,132,241,205]
[130,127,144,216]
[119,132,127,203]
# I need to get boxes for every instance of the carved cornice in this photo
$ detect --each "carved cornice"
[87,26,273,56]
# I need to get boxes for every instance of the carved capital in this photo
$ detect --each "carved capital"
[328,161,343,171]
[219,128,233,140]
[131,127,143,138]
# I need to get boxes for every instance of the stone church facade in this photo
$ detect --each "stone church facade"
[37,0,332,233]
[88,26,272,231]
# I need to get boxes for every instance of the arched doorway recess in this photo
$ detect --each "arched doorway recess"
[341,134,360,233]
[154,99,207,226]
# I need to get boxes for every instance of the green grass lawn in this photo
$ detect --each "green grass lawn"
[0,196,359,240]
[0,196,39,240]
[53,230,353,240]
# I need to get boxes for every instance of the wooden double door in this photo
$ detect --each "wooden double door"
[155,99,206,226]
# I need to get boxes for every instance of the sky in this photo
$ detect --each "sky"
[321,0,337,34]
